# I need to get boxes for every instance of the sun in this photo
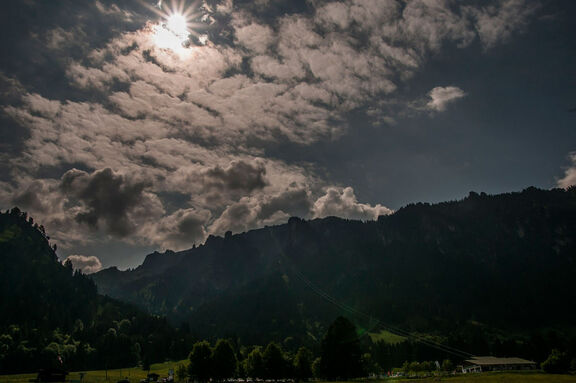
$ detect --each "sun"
[153,11,190,51]
[149,0,207,53]
[166,13,189,39]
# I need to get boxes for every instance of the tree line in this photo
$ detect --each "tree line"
[179,316,364,382]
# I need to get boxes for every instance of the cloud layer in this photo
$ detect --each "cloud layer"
[0,0,541,254]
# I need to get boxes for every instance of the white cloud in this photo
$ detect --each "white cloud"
[557,153,576,189]
[313,187,393,221]
[64,255,103,274]
[0,0,539,255]
[465,0,540,50]
[234,21,276,54]
[427,86,466,112]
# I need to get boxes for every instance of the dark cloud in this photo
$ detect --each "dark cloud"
[61,168,162,237]
[0,0,147,100]
[12,181,48,213]
[210,199,256,235]
[258,186,313,220]
[149,208,211,250]
[203,160,268,192]
[230,0,312,23]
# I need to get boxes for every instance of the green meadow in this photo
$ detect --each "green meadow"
[368,330,407,345]
[0,360,185,383]
[393,372,576,382]
[2,369,576,383]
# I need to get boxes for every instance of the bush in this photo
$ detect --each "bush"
[542,349,569,373]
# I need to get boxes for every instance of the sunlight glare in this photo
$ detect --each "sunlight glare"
[153,11,190,53]
[167,13,188,39]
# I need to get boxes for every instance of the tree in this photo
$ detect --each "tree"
[176,363,188,382]
[319,316,364,380]
[311,357,322,379]
[246,347,264,379]
[441,359,454,372]
[142,356,151,372]
[542,349,570,373]
[188,341,212,382]
[294,347,313,382]
[262,343,285,380]
[63,259,73,274]
[211,339,237,381]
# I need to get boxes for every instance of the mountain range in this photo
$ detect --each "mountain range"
[92,187,576,348]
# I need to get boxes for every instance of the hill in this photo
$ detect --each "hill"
[0,209,179,374]
[91,187,576,361]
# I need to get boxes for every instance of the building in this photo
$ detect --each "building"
[35,368,68,382]
[462,356,537,373]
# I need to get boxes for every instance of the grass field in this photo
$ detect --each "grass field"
[1,368,575,383]
[392,372,576,382]
[368,329,407,344]
[0,360,186,383]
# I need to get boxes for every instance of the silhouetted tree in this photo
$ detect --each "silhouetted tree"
[188,341,212,382]
[63,259,73,274]
[294,347,313,382]
[246,347,264,379]
[319,317,364,380]
[262,343,285,380]
[311,357,322,379]
[211,339,237,381]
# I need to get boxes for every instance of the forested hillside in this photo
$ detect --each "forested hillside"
[92,187,576,361]
[0,209,181,374]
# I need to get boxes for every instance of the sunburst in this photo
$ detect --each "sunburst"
[145,0,208,52]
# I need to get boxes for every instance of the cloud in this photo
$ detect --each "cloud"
[60,168,164,237]
[313,187,393,221]
[258,185,313,220]
[64,255,103,274]
[557,153,576,189]
[0,0,540,257]
[203,160,268,193]
[465,0,540,50]
[208,183,316,236]
[234,21,275,54]
[12,181,50,213]
[427,86,466,112]
[146,208,211,250]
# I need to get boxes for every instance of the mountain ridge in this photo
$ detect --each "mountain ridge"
[92,187,576,347]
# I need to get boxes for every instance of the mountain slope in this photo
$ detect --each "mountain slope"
[92,187,576,345]
[0,209,177,374]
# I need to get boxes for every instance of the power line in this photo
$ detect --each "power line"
[266,228,475,360]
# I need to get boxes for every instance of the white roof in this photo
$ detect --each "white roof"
[466,356,536,366]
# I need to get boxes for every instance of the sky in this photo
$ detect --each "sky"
[1,0,575,272]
